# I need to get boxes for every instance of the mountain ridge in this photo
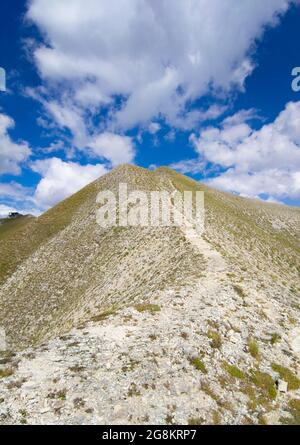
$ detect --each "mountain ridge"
[0,165,299,425]
[0,164,299,350]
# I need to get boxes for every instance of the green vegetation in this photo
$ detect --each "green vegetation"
[188,417,205,425]
[73,397,85,409]
[233,285,246,299]
[1,165,299,358]
[19,408,28,424]
[207,330,222,349]
[190,357,207,374]
[0,180,97,285]
[135,304,161,314]
[250,369,277,400]
[90,306,118,322]
[149,334,157,341]
[271,363,300,391]
[57,389,67,401]
[281,399,300,425]
[47,389,67,401]
[0,368,14,379]
[69,365,85,373]
[248,338,260,359]
[270,333,281,345]
[212,410,222,425]
[223,363,246,380]
[0,350,15,365]
[0,216,33,239]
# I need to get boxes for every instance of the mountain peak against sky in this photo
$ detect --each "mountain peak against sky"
[1,0,300,216]
[0,165,299,425]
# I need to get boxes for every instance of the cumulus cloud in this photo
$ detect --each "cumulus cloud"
[31,157,108,209]
[88,133,135,166]
[30,91,136,165]
[0,114,31,175]
[27,0,296,134]
[187,101,300,200]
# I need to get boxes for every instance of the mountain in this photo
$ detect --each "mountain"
[0,164,299,425]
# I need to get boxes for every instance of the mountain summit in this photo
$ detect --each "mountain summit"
[0,165,299,425]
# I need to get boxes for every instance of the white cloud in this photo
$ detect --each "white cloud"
[44,100,88,147]
[188,101,300,200]
[0,182,32,200]
[0,114,31,175]
[27,0,296,133]
[88,132,135,166]
[148,122,161,135]
[207,169,300,201]
[31,157,108,209]
[0,204,18,218]
[31,91,136,165]
[170,159,207,175]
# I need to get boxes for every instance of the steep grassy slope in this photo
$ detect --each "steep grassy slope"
[0,183,97,285]
[0,215,35,240]
[0,215,36,283]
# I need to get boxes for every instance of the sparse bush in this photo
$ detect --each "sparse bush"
[0,368,14,379]
[73,397,85,409]
[188,417,204,425]
[207,330,222,349]
[223,363,246,380]
[270,333,281,345]
[135,304,161,314]
[250,369,277,400]
[233,285,246,299]
[48,388,67,401]
[127,383,141,397]
[248,338,260,359]
[69,365,85,373]
[57,389,67,401]
[90,307,118,322]
[190,357,207,374]
[212,410,222,424]
[281,399,300,425]
[271,363,300,391]
[149,334,157,341]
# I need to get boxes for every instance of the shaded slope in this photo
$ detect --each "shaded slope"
[0,184,97,285]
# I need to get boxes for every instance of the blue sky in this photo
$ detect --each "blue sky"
[0,0,300,216]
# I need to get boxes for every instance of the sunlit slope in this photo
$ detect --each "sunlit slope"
[166,168,299,296]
